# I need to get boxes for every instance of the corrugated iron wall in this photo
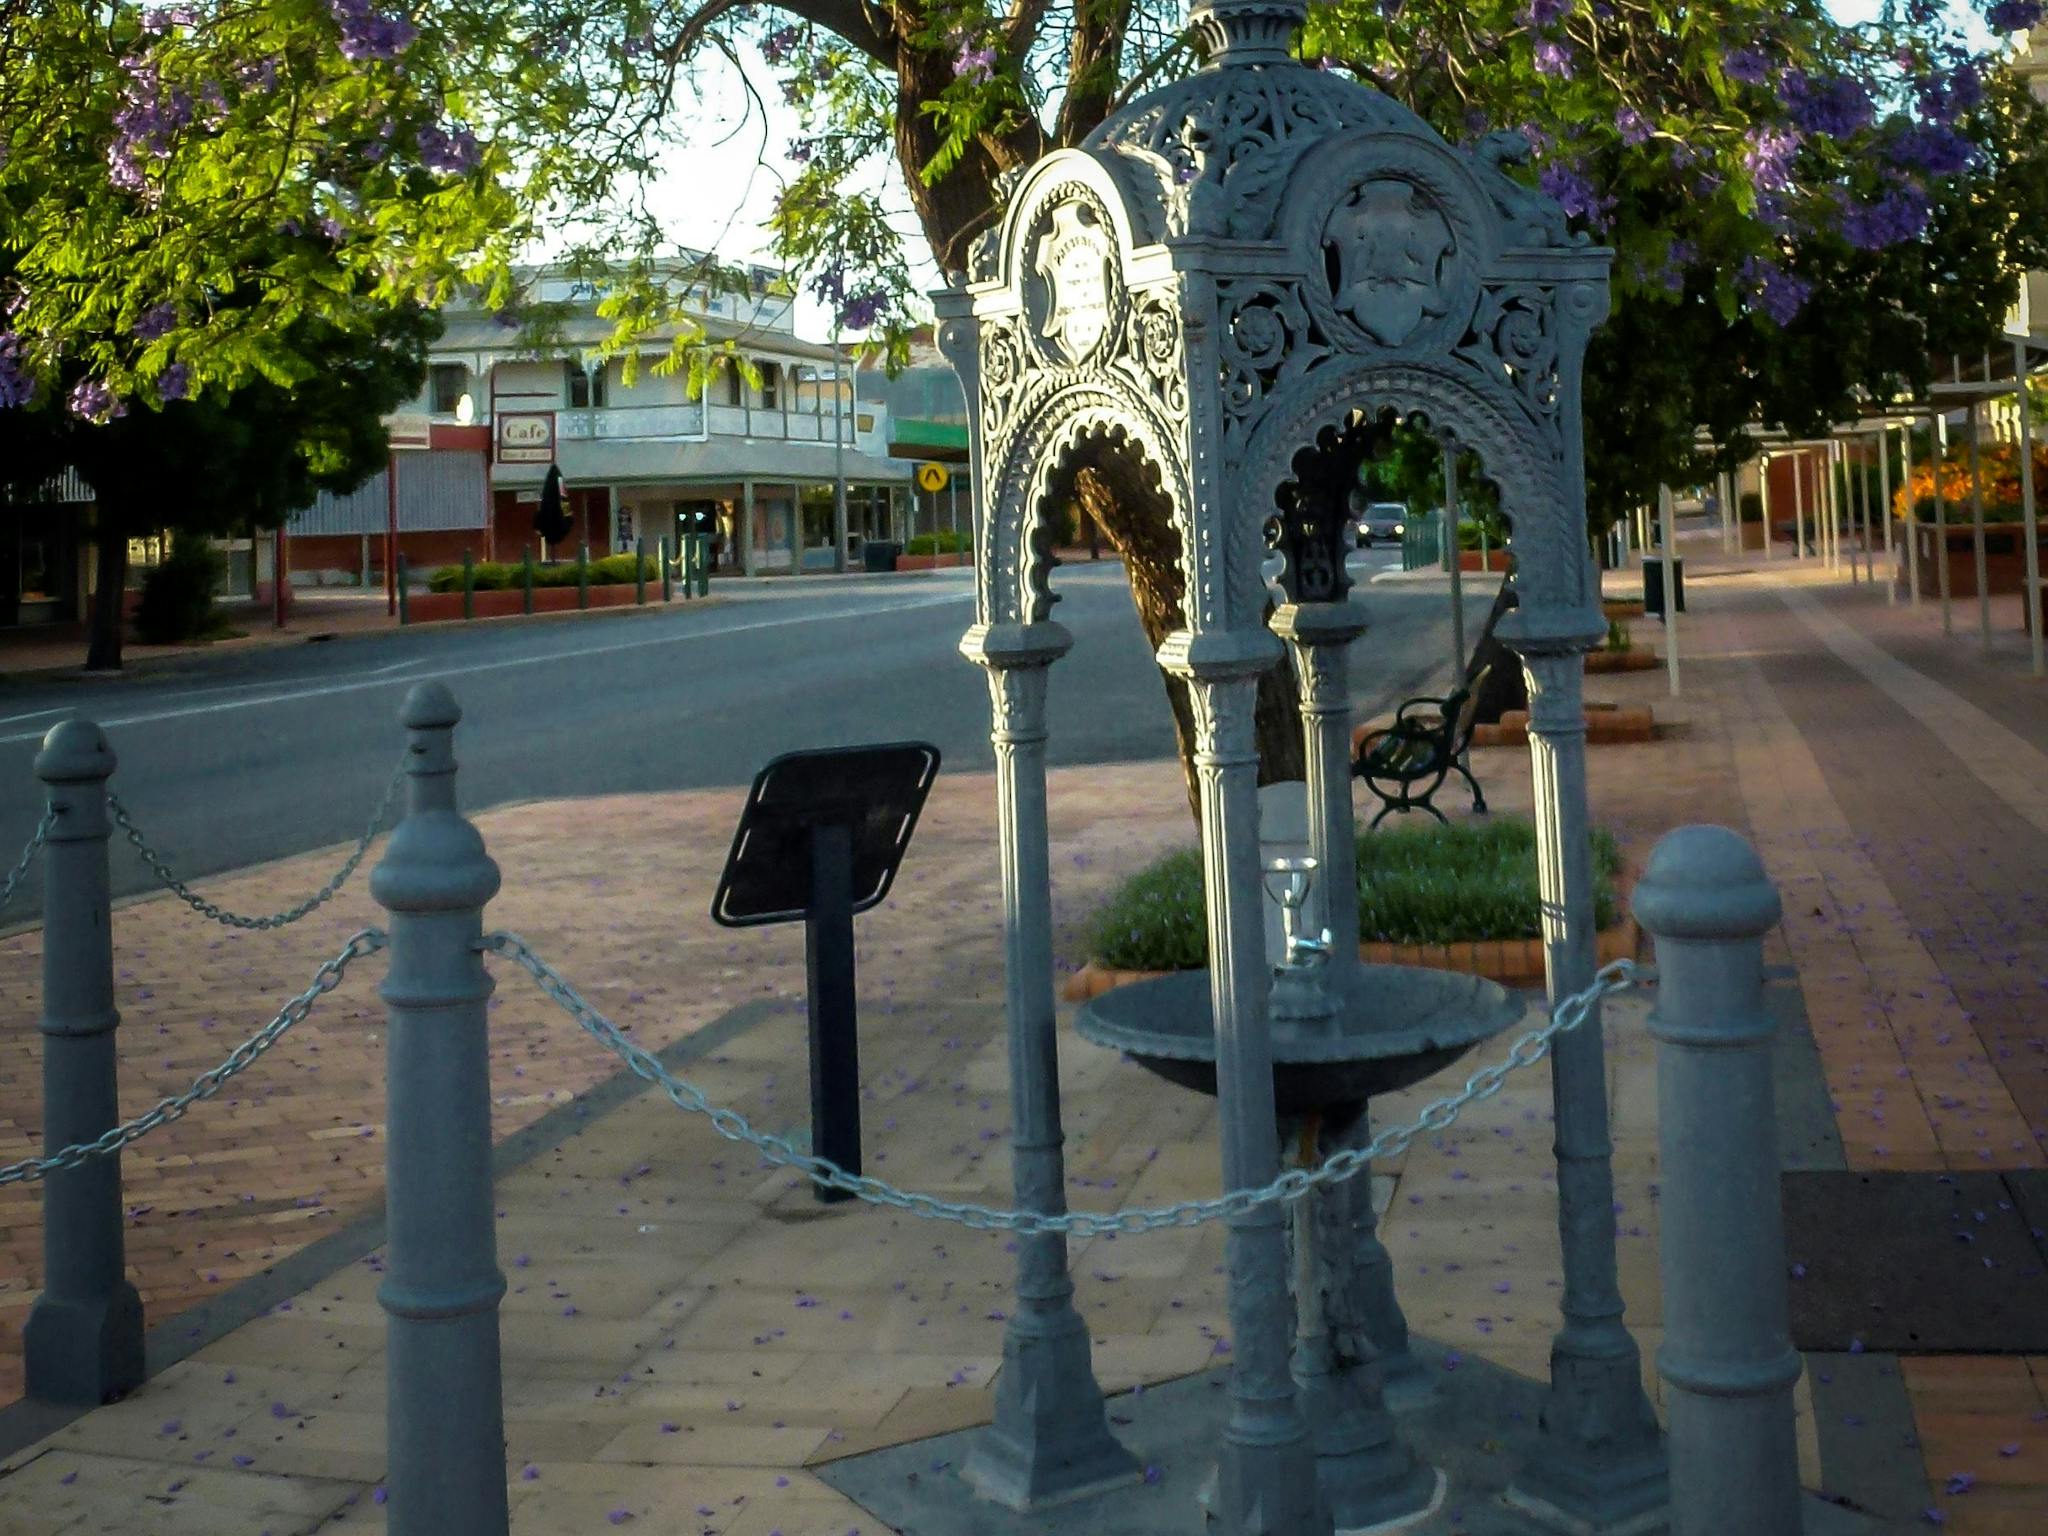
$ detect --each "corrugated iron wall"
[290,450,487,534]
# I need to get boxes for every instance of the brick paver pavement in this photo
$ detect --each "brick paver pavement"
[0,548,2042,1530]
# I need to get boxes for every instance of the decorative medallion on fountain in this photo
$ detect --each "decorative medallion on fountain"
[1323,180,1456,346]
[1023,192,1124,368]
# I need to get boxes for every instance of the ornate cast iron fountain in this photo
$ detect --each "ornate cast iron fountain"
[939,2,1665,1531]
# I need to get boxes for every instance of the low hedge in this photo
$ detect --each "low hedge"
[1087,817,1622,971]
[426,553,657,593]
[904,530,969,556]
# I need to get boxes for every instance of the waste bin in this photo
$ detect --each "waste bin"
[863,539,901,573]
[1643,557,1685,617]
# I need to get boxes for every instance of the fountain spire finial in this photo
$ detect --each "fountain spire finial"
[1190,1,1307,67]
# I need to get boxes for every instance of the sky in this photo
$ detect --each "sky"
[647,5,2009,344]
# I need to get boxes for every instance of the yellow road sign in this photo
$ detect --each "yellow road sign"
[916,463,950,494]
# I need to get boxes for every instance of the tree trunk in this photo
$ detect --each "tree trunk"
[1074,465,1305,823]
[85,515,128,672]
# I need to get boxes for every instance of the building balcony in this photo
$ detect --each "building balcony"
[555,403,706,441]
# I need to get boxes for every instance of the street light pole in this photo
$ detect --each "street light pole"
[833,335,849,575]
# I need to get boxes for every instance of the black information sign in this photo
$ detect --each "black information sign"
[712,743,940,1201]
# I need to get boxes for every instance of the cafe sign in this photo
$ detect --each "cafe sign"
[496,411,556,465]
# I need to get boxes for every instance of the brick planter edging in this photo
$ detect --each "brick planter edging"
[1584,646,1658,674]
[408,583,639,624]
[1601,598,1646,621]
[1061,917,1639,1001]
[894,551,971,571]
[1472,704,1655,747]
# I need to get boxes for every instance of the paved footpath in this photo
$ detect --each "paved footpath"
[0,549,2041,1532]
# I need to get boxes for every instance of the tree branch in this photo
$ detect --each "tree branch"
[1055,0,1132,146]
[661,0,896,71]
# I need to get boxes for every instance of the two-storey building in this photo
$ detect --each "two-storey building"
[289,258,919,582]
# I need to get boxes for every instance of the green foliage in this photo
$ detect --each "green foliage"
[904,530,968,555]
[590,551,658,582]
[1455,515,1508,551]
[426,552,655,590]
[1605,617,1631,651]
[132,534,227,644]
[1086,818,1622,969]
[0,0,674,408]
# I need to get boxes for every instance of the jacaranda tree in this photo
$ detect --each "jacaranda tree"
[8,0,2048,733]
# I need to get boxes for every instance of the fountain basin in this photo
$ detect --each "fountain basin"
[1073,964,1528,1116]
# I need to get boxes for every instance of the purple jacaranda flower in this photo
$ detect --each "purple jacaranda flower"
[1987,0,2042,30]
[1742,127,1801,192]
[416,124,480,175]
[839,287,887,331]
[134,301,177,341]
[0,332,36,409]
[1521,0,1571,24]
[1779,71,1875,139]
[1615,106,1652,146]
[1723,48,1771,85]
[1739,257,1813,325]
[761,24,801,66]
[328,0,415,62]
[1888,122,1975,176]
[68,377,123,421]
[1538,162,1614,227]
[787,138,815,164]
[1533,39,1572,77]
[156,363,190,402]
[1839,185,1931,250]
[1915,62,1984,126]
[953,41,996,83]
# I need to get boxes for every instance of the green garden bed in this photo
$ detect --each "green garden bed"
[425,553,657,592]
[1086,817,1621,972]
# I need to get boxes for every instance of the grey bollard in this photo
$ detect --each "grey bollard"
[24,721,146,1405]
[1632,826,1801,1536]
[371,684,509,1536]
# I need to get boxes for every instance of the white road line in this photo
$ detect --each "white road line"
[0,590,973,746]
[0,706,68,727]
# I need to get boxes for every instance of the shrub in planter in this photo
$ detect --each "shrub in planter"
[904,530,968,556]
[1085,817,1620,972]
[133,535,227,644]
[591,552,658,583]
[1892,440,2046,523]
[426,559,517,593]
[1739,491,1764,523]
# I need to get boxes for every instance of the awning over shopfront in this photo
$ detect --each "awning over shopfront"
[494,437,916,491]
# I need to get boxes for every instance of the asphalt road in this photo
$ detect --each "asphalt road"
[0,553,1480,927]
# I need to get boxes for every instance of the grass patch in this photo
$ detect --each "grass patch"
[1086,817,1622,972]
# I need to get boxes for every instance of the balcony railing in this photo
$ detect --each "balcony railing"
[542,400,865,445]
[555,403,706,441]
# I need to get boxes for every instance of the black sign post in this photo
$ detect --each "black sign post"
[712,743,940,1202]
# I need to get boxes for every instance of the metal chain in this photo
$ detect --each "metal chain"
[109,759,405,931]
[482,929,1636,1237]
[0,929,387,1187]
[0,808,55,916]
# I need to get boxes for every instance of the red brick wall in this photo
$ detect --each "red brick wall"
[492,487,612,560]
[290,530,487,580]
